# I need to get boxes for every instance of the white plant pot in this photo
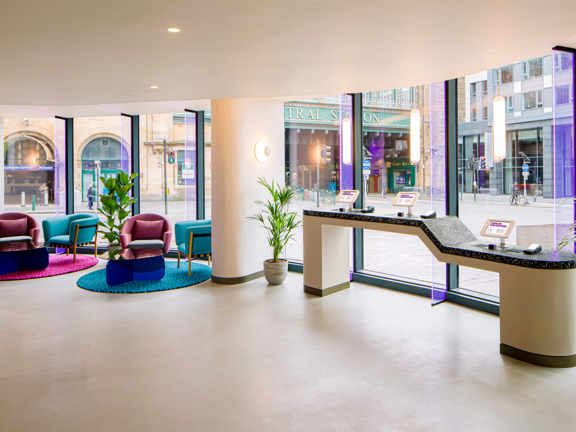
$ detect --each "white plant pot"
[263,259,288,285]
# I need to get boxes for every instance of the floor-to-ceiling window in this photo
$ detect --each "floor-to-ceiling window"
[284,94,353,265]
[3,118,60,225]
[456,51,574,299]
[360,83,446,297]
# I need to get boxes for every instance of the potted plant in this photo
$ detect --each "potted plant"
[249,177,301,284]
[98,170,138,260]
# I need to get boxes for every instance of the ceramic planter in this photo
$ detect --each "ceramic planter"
[263,259,288,285]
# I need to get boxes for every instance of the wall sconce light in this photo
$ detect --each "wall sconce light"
[493,95,506,163]
[410,109,421,164]
[254,140,271,163]
[342,116,352,165]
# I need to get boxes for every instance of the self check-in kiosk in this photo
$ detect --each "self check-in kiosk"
[392,192,419,217]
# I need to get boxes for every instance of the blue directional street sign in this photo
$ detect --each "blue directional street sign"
[363,159,371,170]
[522,163,529,172]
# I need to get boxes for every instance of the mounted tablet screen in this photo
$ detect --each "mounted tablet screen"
[393,192,419,207]
[336,190,360,204]
[480,219,515,238]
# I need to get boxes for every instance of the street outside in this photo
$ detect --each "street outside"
[6,190,569,300]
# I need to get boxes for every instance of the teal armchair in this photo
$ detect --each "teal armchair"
[42,214,99,263]
[175,220,211,276]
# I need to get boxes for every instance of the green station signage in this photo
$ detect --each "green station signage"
[284,103,410,130]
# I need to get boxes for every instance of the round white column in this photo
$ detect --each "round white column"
[211,98,284,283]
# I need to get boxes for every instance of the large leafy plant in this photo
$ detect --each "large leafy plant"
[249,177,301,263]
[98,170,138,260]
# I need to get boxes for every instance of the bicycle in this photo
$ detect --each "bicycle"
[509,186,529,206]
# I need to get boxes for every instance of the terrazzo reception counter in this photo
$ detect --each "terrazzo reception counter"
[303,209,576,367]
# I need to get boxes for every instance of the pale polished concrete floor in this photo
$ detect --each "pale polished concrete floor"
[1,260,576,432]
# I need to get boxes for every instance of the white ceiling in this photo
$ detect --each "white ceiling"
[1,0,575,118]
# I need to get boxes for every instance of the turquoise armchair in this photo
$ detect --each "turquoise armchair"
[175,220,211,276]
[42,214,99,263]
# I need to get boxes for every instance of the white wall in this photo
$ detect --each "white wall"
[211,98,284,281]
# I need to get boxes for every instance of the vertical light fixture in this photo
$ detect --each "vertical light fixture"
[493,69,506,162]
[342,116,352,165]
[410,108,421,164]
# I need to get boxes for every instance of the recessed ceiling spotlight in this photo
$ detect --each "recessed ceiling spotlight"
[167,27,180,33]
[150,85,159,89]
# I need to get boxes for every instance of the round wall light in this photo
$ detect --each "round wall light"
[255,140,271,163]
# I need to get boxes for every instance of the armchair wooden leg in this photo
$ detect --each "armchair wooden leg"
[177,251,180,268]
[188,253,192,277]
[66,248,69,257]
[208,254,211,266]
[73,224,79,264]
[94,225,99,258]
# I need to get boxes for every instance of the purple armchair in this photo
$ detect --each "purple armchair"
[0,213,41,252]
[120,214,172,255]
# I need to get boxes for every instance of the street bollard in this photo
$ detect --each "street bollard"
[21,191,26,207]
[32,195,36,211]
[44,191,49,206]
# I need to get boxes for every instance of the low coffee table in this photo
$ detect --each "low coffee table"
[0,241,49,276]
[104,247,165,286]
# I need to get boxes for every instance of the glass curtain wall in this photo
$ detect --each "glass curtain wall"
[73,116,124,215]
[139,113,198,247]
[2,118,59,225]
[285,95,353,263]
[456,52,574,299]
[553,49,575,252]
[361,83,447,298]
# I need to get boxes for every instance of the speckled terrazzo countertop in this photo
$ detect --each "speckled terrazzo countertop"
[303,209,576,269]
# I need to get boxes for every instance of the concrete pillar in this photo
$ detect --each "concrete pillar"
[0,118,4,213]
[211,98,284,283]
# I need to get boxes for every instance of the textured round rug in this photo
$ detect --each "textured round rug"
[77,261,212,293]
[0,254,99,281]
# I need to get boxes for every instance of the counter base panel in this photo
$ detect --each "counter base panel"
[500,343,576,368]
[304,282,350,297]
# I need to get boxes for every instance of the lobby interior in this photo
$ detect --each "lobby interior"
[3,1,576,431]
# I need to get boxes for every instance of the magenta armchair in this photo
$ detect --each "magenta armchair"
[120,214,172,255]
[0,213,41,251]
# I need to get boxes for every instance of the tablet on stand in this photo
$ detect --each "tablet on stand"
[336,190,360,211]
[392,192,419,217]
[480,219,515,249]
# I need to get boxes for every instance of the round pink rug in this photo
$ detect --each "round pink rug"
[0,254,99,281]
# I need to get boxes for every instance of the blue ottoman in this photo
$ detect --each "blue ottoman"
[0,247,49,276]
[106,255,165,286]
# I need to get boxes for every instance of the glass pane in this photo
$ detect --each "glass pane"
[456,52,568,299]
[3,118,58,225]
[184,111,197,220]
[553,50,575,252]
[285,94,354,270]
[205,111,212,220]
[139,113,198,247]
[361,83,447,301]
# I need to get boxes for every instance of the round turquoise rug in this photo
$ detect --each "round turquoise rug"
[77,261,212,294]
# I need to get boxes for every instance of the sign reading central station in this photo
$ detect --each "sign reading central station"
[285,104,410,128]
